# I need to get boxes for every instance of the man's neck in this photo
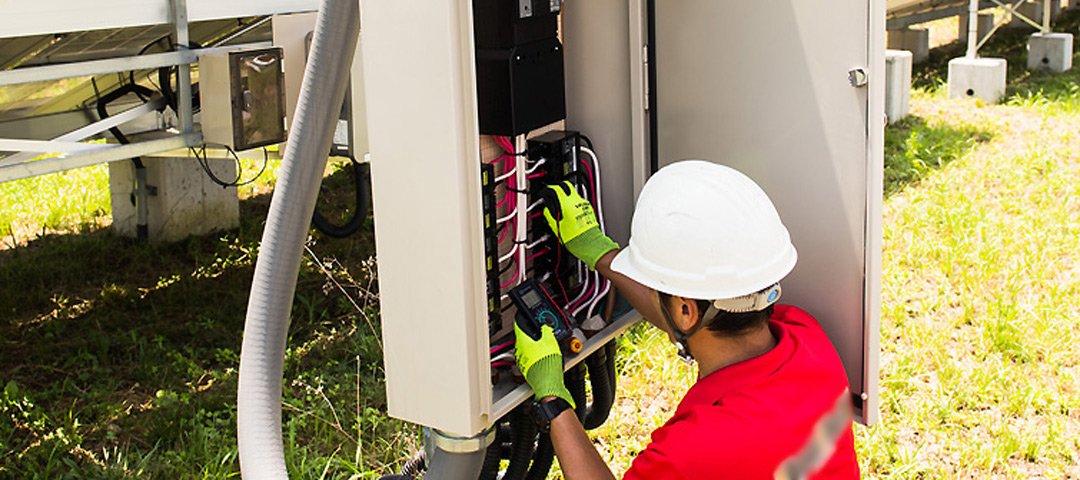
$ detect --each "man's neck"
[690,325,778,379]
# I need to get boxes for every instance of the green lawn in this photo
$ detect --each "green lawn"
[5,14,1080,479]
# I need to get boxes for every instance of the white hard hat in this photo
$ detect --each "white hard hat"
[610,160,797,301]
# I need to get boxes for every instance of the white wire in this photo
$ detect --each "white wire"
[514,135,528,285]
[586,277,611,319]
[527,198,545,212]
[565,257,592,310]
[575,146,610,317]
[525,158,546,174]
[491,352,515,363]
[496,211,516,225]
[499,245,518,264]
[494,168,517,183]
[527,235,550,249]
[581,146,606,235]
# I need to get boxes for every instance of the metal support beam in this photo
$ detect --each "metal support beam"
[967,0,980,57]
[1043,0,1052,32]
[992,0,1042,30]
[974,12,1012,52]
[0,42,271,87]
[1,0,319,40]
[0,139,111,154]
[0,133,200,184]
[887,2,997,30]
[173,0,195,135]
[0,98,165,167]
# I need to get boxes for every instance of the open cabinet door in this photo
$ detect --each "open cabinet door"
[650,0,883,424]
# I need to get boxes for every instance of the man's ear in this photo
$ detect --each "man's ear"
[671,296,701,332]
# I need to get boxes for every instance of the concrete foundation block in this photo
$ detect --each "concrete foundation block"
[885,50,913,124]
[1009,2,1044,29]
[1027,32,1073,71]
[109,154,240,243]
[948,57,1007,103]
[958,14,995,45]
[888,28,930,63]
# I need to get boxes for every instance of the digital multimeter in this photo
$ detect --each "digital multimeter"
[509,279,575,348]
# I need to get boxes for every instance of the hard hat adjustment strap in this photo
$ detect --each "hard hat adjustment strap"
[657,294,707,362]
[711,283,782,313]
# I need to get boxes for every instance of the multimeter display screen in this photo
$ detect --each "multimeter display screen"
[521,289,542,308]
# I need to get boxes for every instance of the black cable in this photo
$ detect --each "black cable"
[582,341,617,430]
[503,404,538,480]
[312,156,371,238]
[478,417,509,480]
[579,134,594,151]
[499,259,517,275]
[525,432,555,480]
[399,450,425,477]
[565,363,588,421]
[191,145,269,188]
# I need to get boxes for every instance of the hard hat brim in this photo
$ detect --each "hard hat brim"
[610,243,797,301]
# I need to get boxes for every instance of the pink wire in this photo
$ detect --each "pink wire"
[525,249,547,263]
[498,217,513,244]
[570,275,597,313]
[527,173,546,179]
[500,260,519,289]
[491,361,515,368]
[490,339,514,354]
[578,158,597,205]
[528,212,544,220]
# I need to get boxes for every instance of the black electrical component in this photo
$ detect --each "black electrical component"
[473,0,561,50]
[481,163,503,332]
[525,131,583,304]
[527,130,581,175]
[473,0,567,136]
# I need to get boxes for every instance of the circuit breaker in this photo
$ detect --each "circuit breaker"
[361,0,884,436]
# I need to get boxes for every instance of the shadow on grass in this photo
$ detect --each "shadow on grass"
[885,115,993,197]
[912,8,1080,108]
[0,167,400,478]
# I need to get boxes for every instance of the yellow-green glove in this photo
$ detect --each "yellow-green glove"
[542,181,619,270]
[514,323,575,408]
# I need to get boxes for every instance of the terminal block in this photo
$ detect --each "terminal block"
[526,131,584,306]
[481,163,502,332]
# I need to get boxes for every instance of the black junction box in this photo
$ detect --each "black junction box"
[473,0,566,136]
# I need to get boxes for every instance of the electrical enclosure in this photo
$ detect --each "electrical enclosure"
[360,0,884,436]
[272,12,369,157]
[198,47,287,151]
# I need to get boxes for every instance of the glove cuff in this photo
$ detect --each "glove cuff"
[565,227,619,271]
[525,354,576,409]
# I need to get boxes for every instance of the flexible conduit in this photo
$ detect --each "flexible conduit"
[236,0,358,477]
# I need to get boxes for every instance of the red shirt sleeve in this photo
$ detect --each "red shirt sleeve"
[622,445,690,480]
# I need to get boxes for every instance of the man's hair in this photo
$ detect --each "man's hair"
[659,292,773,337]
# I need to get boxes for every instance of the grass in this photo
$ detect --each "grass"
[6,12,1080,478]
[0,159,412,478]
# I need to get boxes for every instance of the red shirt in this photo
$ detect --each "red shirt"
[622,305,860,480]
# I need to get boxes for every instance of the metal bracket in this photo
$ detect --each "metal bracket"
[848,68,868,87]
[422,426,496,458]
[519,0,533,18]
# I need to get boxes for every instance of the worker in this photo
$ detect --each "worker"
[515,160,860,479]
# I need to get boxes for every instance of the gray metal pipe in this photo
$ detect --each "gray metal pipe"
[418,428,492,480]
[236,0,358,478]
[421,449,487,480]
